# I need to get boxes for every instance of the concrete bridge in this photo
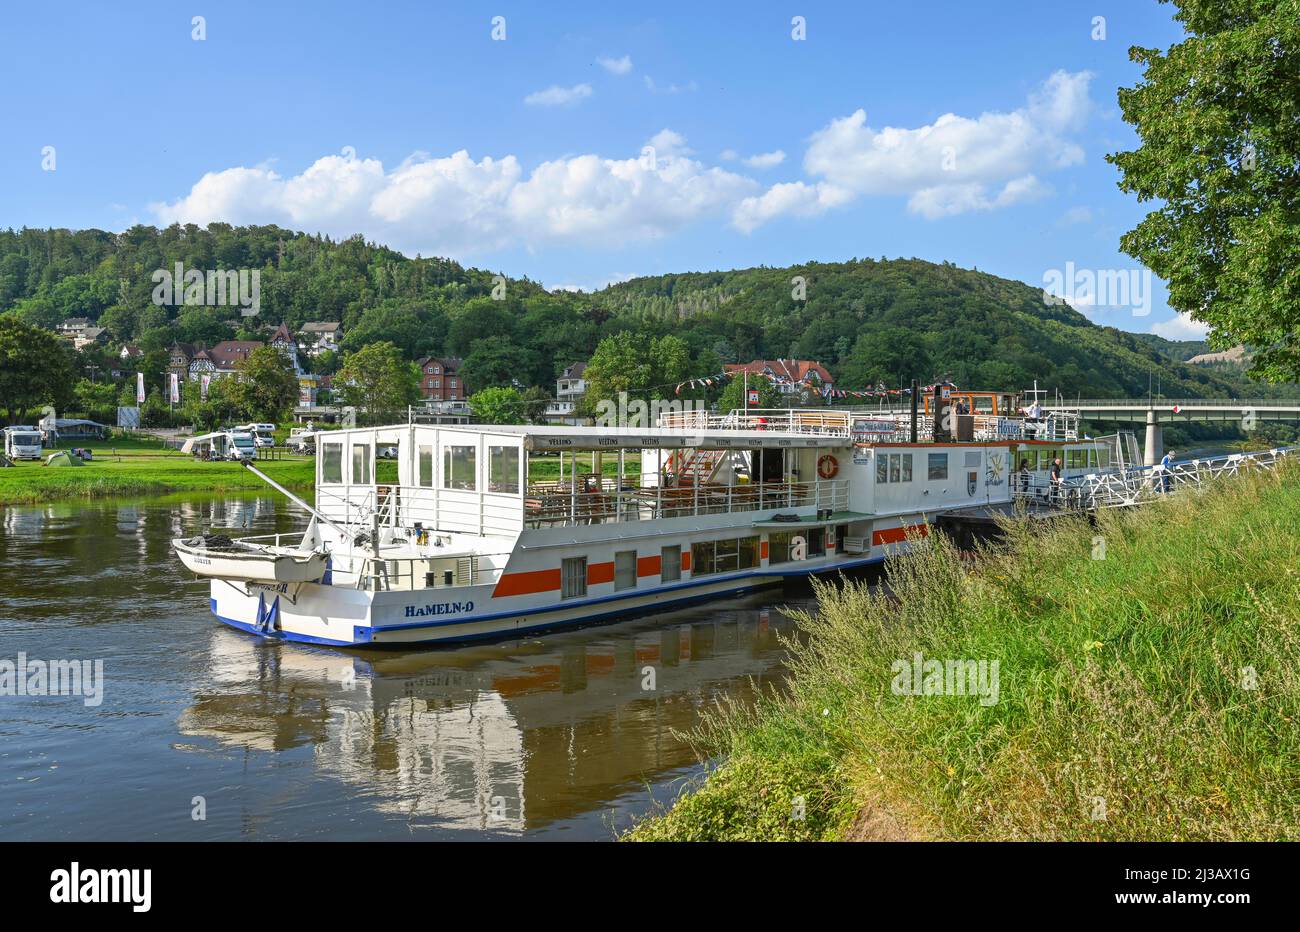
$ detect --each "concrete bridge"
[1040,399,1300,464]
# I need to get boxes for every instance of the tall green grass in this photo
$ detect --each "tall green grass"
[627,462,1300,841]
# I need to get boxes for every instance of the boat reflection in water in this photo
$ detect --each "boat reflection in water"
[176,594,801,837]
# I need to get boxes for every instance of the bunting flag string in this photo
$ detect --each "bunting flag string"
[671,369,954,399]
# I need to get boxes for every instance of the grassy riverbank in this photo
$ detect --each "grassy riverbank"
[627,462,1300,841]
[0,437,315,505]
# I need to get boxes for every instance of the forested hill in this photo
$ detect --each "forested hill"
[592,259,1246,398]
[0,224,1260,399]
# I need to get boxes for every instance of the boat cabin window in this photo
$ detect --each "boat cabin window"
[927,452,949,481]
[488,445,520,494]
[322,442,343,484]
[877,452,913,484]
[351,443,372,484]
[614,551,637,591]
[418,444,434,487]
[561,557,587,599]
[443,445,477,491]
[692,536,760,576]
[661,545,682,582]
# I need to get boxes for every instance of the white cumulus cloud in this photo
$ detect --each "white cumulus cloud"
[151,133,757,258]
[743,150,786,169]
[597,55,633,75]
[524,83,593,107]
[737,69,1093,230]
[1151,312,1210,341]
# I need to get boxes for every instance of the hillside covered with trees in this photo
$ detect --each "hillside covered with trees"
[0,225,1283,422]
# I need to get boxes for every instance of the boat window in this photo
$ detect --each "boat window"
[561,557,587,599]
[769,531,792,565]
[489,445,520,494]
[692,536,761,576]
[443,445,476,491]
[614,551,637,591]
[661,545,682,582]
[351,443,372,485]
[928,452,948,481]
[807,528,825,557]
[715,539,739,573]
[418,445,434,487]
[322,442,343,484]
[877,452,912,484]
[1068,449,1083,469]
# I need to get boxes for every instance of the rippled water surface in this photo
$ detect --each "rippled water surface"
[0,495,809,840]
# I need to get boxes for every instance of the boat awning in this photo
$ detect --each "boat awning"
[752,511,873,529]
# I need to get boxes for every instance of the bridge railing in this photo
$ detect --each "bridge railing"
[1045,398,1300,410]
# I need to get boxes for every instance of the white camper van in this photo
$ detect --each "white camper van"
[3,426,44,460]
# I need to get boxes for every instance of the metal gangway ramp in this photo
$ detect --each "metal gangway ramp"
[1013,447,1298,512]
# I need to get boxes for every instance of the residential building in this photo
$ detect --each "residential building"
[57,317,92,337]
[723,359,835,398]
[544,361,590,425]
[73,327,108,350]
[414,356,466,402]
[298,322,343,357]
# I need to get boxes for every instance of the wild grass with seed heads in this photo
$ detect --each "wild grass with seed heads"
[626,461,1300,840]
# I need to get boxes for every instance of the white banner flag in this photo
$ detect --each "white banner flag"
[169,372,180,404]
[136,372,145,404]
[201,374,210,402]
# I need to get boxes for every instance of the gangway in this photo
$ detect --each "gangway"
[1012,447,1297,511]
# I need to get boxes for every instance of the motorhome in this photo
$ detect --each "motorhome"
[235,424,276,448]
[173,386,1139,648]
[181,429,259,461]
[3,426,44,461]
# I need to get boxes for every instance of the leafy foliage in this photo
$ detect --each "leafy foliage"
[1108,0,1300,381]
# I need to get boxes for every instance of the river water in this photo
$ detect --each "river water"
[0,495,808,840]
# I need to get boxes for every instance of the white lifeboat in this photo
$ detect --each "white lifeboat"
[173,534,327,584]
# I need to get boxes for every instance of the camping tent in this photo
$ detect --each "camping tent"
[44,451,86,467]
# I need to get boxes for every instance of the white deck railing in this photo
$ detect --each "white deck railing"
[1011,447,1295,510]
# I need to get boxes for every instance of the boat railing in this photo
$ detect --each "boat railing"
[328,549,514,593]
[1010,446,1295,510]
[657,408,852,437]
[523,476,849,528]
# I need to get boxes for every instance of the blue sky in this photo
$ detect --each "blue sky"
[0,1,1203,339]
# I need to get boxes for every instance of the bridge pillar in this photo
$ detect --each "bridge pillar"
[1143,409,1163,466]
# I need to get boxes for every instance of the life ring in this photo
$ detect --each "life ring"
[817,454,839,479]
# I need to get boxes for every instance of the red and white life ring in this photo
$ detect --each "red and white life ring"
[817,454,839,479]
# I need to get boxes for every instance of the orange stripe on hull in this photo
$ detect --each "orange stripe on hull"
[492,568,560,597]
[872,523,929,547]
[637,555,661,577]
[587,561,615,585]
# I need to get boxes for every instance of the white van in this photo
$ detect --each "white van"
[4,426,44,460]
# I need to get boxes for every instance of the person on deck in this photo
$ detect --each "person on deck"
[1159,450,1175,492]
[1018,458,1031,493]
[1050,456,1063,503]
